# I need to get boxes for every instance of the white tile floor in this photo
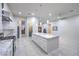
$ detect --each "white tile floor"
[14,36,79,56]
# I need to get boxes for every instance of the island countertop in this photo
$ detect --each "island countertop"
[32,33,59,39]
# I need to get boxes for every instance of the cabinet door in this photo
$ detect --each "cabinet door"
[0,3,1,15]
[0,3,3,33]
[36,36,47,52]
[32,35,47,52]
[32,35,38,44]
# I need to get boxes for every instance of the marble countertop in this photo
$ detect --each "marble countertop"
[33,33,59,39]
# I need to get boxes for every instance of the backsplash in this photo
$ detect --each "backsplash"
[3,29,14,37]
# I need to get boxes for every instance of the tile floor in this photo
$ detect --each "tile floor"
[14,36,79,56]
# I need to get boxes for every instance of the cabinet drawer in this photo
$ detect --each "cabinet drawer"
[37,36,47,51]
[32,35,47,52]
[38,36,47,45]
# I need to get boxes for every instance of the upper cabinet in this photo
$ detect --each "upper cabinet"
[0,3,3,33]
[0,3,1,16]
[2,3,16,30]
[2,3,12,22]
[1,3,17,36]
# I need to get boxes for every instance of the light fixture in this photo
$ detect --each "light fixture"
[48,13,52,16]
[18,12,22,15]
[57,16,62,19]
[40,22,42,25]
[32,17,36,23]
[57,16,60,19]
[47,20,49,24]
[31,13,35,16]
[36,24,38,26]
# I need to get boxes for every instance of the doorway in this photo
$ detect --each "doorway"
[21,20,26,37]
[28,20,33,37]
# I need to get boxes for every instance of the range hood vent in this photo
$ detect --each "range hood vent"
[2,16,12,22]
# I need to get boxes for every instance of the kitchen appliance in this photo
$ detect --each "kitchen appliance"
[2,15,12,22]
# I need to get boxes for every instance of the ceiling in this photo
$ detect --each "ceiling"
[8,3,79,22]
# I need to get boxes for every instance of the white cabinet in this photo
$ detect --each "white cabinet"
[2,3,17,37]
[0,39,13,56]
[32,33,59,53]
[0,17,3,33]
[6,40,13,56]
[32,35,47,52]
[0,3,3,33]
[0,3,1,16]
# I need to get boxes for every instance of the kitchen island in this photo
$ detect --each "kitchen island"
[32,33,59,54]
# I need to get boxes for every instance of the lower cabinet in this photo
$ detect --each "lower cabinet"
[32,35,47,52]
[0,39,13,56]
[32,34,59,53]
[6,42,13,56]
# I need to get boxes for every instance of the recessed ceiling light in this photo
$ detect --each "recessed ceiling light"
[47,20,49,24]
[31,13,35,16]
[32,17,36,23]
[48,13,52,16]
[40,22,42,25]
[18,12,22,15]
[57,16,60,19]
[57,16,62,19]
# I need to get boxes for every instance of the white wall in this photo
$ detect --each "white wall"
[58,16,79,39]
[57,15,79,51]
[26,17,38,36]
[42,22,58,35]
[51,22,58,35]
